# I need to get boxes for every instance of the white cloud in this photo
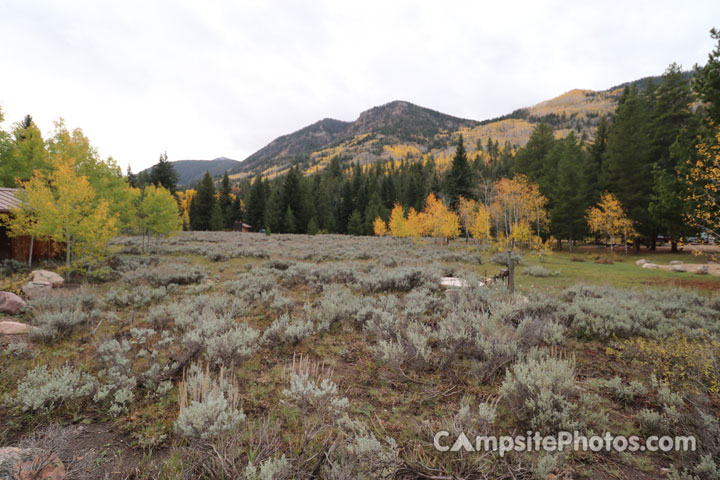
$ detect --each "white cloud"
[0,0,718,171]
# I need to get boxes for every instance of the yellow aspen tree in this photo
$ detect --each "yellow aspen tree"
[406,207,426,239]
[491,175,548,249]
[388,203,410,238]
[456,196,476,243]
[11,154,118,267]
[587,192,635,255]
[373,216,388,236]
[468,203,491,242]
[139,185,182,248]
[685,128,720,242]
[422,193,460,243]
[0,193,44,266]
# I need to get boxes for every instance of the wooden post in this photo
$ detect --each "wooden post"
[507,250,515,294]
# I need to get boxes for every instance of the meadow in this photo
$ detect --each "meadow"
[1,232,719,479]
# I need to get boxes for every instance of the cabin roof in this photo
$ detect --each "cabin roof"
[0,188,21,213]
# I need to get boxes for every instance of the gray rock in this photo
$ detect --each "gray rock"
[642,263,659,269]
[696,265,709,275]
[0,447,65,479]
[30,270,64,288]
[0,320,33,335]
[22,281,53,300]
[670,265,686,272]
[635,259,647,266]
[0,292,26,315]
[669,260,684,265]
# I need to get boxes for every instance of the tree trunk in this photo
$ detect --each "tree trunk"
[507,250,515,294]
[569,235,573,252]
[556,238,562,251]
[671,240,678,252]
[65,229,71,268]
[28,235,34,268]
[624,234,629,255]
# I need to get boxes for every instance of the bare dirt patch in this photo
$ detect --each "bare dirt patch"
[16,423,147,480]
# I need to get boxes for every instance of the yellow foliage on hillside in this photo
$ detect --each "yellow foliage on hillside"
[383,144,422,158]
[528,88,620,118]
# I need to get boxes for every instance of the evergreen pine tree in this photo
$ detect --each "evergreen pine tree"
[347,210,364,235]
[218,171,233,229]
[209,203,224,231]
[230,195,243,227]
[307,217,319,235]
[149,152,179,194]
[550,133,589,250]
[445,135,474,207]
[247,174,266,231]
[264,186,282,232]
[648,63,695,251]
[283,206,296,233]
[602,86,654,245]
[693,28,720,125]
[513,122,556,182]
[126,165,137,188]
[190,171,216,231]
[587,116,609,201]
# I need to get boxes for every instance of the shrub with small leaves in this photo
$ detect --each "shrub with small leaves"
[604,376,648,404]
[499,353,592,433]
[11,365,97,412]
[28,298,90,343]
[94,339,138,415]
[244,456,293,480]
[282,372,348,416]
[105,285,169,308]
[263,314,314,346]
[122,263,206,286]
[523,265,559,277]
[175,363,245,440]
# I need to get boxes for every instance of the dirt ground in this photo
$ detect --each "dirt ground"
[17,423,145,480]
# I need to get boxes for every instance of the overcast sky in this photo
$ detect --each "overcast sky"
[1,1,718,172]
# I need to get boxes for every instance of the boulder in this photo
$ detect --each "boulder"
[642,263,659,269]
[0,447,65,479]
[0,321,33,335]
[21,282,53,301]
[669,260,684,265]
[30,271,64,288]
[696,265,709,275]
[0,292,26,315]
[670,265,686,272]
[635,259,647,266]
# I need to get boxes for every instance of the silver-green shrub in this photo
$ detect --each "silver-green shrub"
[604,376,648,404]
[564,285,720,339]
[122,263,205,286]
[499,354,583,433]
[105,285,169,308]
[244,456,293,480]
[357,266,436,293]
[183,313,260,365]
[524,265,560,277]
[175,363,245,440]
[93,339,137,415]
[282,372,348,415]
[262,314,314,345]
[11,365,97,412]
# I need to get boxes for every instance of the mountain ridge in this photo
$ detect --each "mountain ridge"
[139,157,241,187]
[144,74,673,184]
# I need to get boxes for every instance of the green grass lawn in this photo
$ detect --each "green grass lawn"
[478,248,720,293]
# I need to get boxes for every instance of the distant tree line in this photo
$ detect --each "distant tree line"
[184,29,719,251]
